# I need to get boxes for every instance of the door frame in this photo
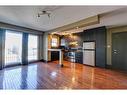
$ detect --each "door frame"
[28,34,39,63]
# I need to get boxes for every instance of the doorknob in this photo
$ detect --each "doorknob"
[113,49,117,53]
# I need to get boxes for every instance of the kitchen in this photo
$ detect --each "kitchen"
[48,26,106,68]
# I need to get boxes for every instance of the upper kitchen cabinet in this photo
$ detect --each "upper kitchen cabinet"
[83,26,107,68]
[73,32,84,47]
[84,30,95,41]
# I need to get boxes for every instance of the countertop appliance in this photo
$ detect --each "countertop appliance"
[83,41,95,66]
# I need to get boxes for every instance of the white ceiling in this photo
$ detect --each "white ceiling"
[0,6,125,32]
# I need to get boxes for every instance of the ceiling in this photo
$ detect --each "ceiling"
[0,6,125,32]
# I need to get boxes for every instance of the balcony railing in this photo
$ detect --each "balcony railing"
[5,48,37,65]
[28,48,37,61]
[5,48,21,65]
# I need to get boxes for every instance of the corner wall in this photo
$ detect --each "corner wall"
[42,32,48,61]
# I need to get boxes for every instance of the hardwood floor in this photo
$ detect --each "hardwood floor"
[0,61,127,89]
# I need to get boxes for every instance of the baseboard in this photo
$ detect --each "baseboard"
[40,59,55,63]
[106,64,112,69]
[39,59,49,63]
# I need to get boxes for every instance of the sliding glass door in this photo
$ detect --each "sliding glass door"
[5,30,22,66]
[28,34,38,61]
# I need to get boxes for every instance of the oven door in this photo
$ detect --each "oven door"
[67,52,75,62]
[68,52,75,58]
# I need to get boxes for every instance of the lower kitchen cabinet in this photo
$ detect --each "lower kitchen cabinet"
[75,52,83,64]
[51,51,59,61]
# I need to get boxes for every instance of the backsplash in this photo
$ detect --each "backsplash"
[60,32,84,48]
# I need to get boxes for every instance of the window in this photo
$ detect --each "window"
[5,30,22,66]
[4,30,39,67]
[51,37,58,47]
[28,34,38,61]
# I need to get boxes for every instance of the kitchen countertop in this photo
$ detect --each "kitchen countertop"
[48,48,83,52]
[65,49,83,52]
[48,49,62,51]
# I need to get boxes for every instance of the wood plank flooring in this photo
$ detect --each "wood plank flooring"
[0,61,127,89]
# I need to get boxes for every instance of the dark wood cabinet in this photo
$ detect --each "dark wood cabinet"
[73,32,84,47]
[51,51,59,61]
[75,52,83,64]
[84,26,106,68]
[73,26,107,68]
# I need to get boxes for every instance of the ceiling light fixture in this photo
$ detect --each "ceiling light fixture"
[76,27,79,29]
[37,10,51,18]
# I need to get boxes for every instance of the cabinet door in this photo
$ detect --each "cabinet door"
[84,30,95,41]
[95,29,106,68]
[51,51,59,61]
[84,32,90,41]
[73,32,84,47]
[75,52,83,64]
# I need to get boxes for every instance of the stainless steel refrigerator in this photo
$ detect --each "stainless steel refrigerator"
[83,41,95,66]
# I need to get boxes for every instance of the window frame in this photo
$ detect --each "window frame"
[28,34,39,62]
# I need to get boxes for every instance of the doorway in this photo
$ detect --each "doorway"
[112,32,127,71]
[5,30,22,67]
